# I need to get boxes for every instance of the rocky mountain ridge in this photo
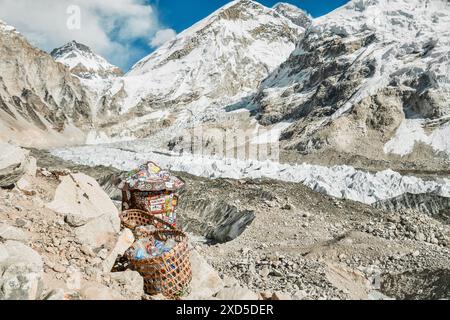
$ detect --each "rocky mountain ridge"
[254,0,450,167]
[0,20,92,147]
[51,41,123,80]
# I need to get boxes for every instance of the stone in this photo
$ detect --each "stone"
[270,269,283,277]
[0,240,44,300]
[80,245,95,257]
[259,291,272,300]
[302,212,311,218]
[44,288,66,300]
[15,176,36,196]
[110,270,144,300]
[80,282,124,300]
[64,214,91,228]
[259,266,270,278]
[39,168,53,177]
[186,250,224,299]
[101,228,134,273]
[145,293,167,300]
[46,173,120,249]
[415,232,426,242]
[0,144,35,187]
[0,223,29,243]
[215,286,259,300]
[292,290,308,300]
[222,274,239,288]
[52,264,67,273]
[271,291,292,300]
[98,248,109,260]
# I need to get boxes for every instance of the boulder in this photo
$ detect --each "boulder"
[101,228,134,273]
[186,250,224,299]
[271,291,292,300]
[110,270,144,300]
[46,173,120,249]
[80,281,124,300]
[215,286,259,300]
[0,240,44,300]
[15,176,36,196]
[44,288,66,300]
[0,143,36,188]
[0,223,29,243]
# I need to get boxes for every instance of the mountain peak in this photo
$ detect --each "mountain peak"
[114,0,304,116]
[51,41,123,80]
[272,2,312,28]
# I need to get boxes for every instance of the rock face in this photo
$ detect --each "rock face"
[51,41,123,80]
[46,173,120,249]
[0,21,92,147]
[255,0,450,163]
[0,241,44,300]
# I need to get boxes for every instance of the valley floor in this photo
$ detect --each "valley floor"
[28,148,450,300]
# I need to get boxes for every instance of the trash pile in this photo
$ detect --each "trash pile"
[119,162,185,228]
[132,238,177,260]
[118,161,191,298]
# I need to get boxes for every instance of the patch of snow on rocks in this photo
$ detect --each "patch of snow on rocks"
[384,119,450,156]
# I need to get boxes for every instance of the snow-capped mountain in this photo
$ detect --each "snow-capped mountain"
[95,0,306,140]
[255,0,450,165]
[0,20,92,147]
[50,41,124,121]
[273,2,312,28]
[51,41,123,80]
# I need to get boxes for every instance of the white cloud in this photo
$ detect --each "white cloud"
[149,28,177,48]
[0,0,170,70]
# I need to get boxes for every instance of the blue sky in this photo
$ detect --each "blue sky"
[152,0,349,34]
[129,0,349,70]
[0,0,349,71]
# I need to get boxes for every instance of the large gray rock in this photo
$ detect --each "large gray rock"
[180,199,255,243]
[0,223,29,243]
[101,228,134,273]
[186,250,224,300]
[79,281,124,300]
[46,173,120,249]
[110,270,144,300]
[0,240,44,300]
[0,143,36,187]
[214,286,259,300]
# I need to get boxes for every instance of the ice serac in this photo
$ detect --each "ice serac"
[0,21,92,147]
[98,0,304,140]
[256,0,450,163]
[51,41,123,80]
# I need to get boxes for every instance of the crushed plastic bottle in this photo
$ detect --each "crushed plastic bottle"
[132,236,178,259]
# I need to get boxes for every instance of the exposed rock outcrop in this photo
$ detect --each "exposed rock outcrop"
[255,0,450,164]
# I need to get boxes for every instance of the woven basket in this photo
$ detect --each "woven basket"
[126,229,192,298]
[120,209,174,232]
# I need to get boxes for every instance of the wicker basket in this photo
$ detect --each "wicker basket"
[126,229,192,298]
[120,209,174,232]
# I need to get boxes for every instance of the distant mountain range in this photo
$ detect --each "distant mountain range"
[0,0,449,170]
